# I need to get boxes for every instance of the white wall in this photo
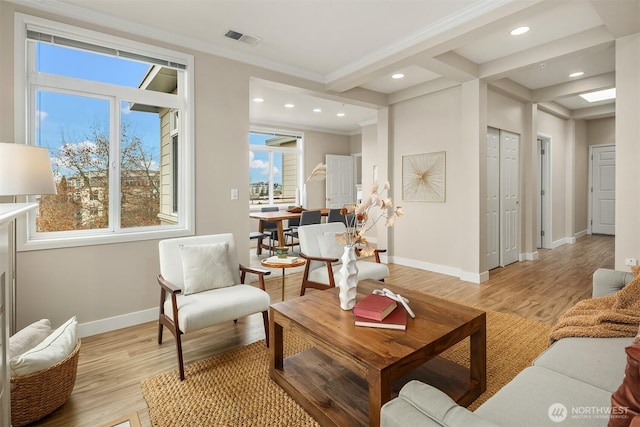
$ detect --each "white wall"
[574,119,588,235]
[487,91,525,135]
[615,33,640,271]
[538,110,569,244]
[390,87,465,274]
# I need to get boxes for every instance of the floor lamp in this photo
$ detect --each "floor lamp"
[0,142,56,334]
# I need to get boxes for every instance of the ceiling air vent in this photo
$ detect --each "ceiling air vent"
[224,29,261,46]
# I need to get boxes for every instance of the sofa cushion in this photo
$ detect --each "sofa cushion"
[593,268,635,297]
[476,366,613,426]
[179,242,235,295]
[380,380,499,427]
[9,316,77,377]
[8,318,51,359]
[163,284,270,333]
[533,337,630,392]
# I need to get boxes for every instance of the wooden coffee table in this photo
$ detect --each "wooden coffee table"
[269,279,486,427]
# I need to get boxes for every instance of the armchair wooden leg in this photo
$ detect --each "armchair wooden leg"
[262,311,269,348]
[175,330,185,381]
[157,321,164,345]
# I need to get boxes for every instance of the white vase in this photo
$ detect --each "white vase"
[338,245,358,310]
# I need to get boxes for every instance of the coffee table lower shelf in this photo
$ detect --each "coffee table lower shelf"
[270,347,483,427]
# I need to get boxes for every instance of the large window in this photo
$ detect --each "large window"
[249,130,302,207]
[16,14,194,248]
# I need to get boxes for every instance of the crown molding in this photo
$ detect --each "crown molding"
[7,0,326,83]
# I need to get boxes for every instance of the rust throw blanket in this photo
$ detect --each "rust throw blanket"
[549,272,640,343]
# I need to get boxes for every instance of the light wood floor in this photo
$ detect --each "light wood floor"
[32,234,614,427]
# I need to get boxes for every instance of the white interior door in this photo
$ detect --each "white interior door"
[325,154,354,208]
[500,131,519,267]
[486,128,500,270]
[591,145,615,235]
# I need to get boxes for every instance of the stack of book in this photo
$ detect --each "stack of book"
[352,293,407,330]
[264,256,300,264]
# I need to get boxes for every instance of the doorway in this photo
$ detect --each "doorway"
[486,127,520,270]
[589,145,615,235]
[325,154,355,208]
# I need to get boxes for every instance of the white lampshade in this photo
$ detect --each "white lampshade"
[0,142,57,196]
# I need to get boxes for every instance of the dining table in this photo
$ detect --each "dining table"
[250,208,329,255]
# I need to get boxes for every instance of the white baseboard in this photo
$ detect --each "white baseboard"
[575,229,588,239]
[520,251,539,261]
[551,236,576,249]
[390,256,487,284]
[78,307,157,338]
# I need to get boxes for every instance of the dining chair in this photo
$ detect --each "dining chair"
[327,208,344,223]
[286,209,322,250]
[157,233,271,380]
[260,206,289,255]
[297,222,388,295]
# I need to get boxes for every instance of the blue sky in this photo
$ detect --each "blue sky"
[249,133,282,184]
[37,42,281,182]
[35,43,160,175]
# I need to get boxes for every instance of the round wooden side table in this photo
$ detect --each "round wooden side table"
[261,256,306,301]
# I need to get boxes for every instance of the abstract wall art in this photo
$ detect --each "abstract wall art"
[402,151,446,202]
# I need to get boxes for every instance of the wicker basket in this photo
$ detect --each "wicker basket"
[10,339,81,427]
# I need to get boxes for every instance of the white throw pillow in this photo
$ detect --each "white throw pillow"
[10,316,78,377]
[179,242,235,295]
[317,232,345,260]
[9,319,52,359]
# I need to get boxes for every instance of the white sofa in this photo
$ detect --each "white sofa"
[380,268,634,427]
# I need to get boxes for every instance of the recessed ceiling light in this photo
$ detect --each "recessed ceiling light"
[313,108,322,113]
[579,88,616,103]
[284,103,295,108]
[392,73,405,79]
[510,26,530,36]
[337,113,345,117]
[252,97,264,102]
[569,71,584,78]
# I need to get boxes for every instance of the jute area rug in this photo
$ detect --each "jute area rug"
[141,309,550,426]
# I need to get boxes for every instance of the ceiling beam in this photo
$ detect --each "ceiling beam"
[488,78,532,103]
[589,0,640,38]
[572,103,616,120]
[532,72,615,102]
[430,52,479,82]
[479,26,615,80]
[538,102,572,120]
[388,77,460,105]
[325,0,545,93]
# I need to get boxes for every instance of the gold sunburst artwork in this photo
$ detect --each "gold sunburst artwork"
[402,151,446,202]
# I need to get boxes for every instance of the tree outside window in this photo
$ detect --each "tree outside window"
[26,30,187,240]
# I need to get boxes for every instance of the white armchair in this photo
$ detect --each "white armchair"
[297,222,389,295]
[157,233,271,380]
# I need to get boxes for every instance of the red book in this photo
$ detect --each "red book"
[352,293,397,321]
[354,305,407,330]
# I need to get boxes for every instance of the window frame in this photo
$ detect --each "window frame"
[14,13,195,251]
[249,127,303,209]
